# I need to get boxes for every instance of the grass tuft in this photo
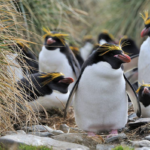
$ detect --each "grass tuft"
[19,144,53,150]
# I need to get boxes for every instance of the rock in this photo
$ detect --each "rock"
[52,130,64,135]
[16,130,26,134]
[69,127,85,133]
[3,131,17,135]
[52,133,102,148]
[52,133,86,143]
[96,144,115,150]
[128,118,150,129]
[145,135,150,141]
[128,112,137,121]
[21,125,53,132]
[60,124,70,133]
[128,102,133,109]
[28,132,54,137]
[105,133,127,143]
[0,134,89,150]
[135,148,150,150]
[131,140,150,147]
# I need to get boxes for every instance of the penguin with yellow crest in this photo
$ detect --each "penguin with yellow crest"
[65,39,141,137]
[136,83,150,118]
[139,10,150,85]
[17,72,74,111]
[39,28,80,92]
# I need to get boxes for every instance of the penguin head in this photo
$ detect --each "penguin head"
[140,10,150,37]
[39,72,74,93]
[120,36,139,56]
[98,30,116,44]
[43,28,69,50]
[136,84,150,107]
[96,41,131,69]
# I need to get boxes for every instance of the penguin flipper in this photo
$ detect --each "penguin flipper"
[64,75,81,118]
[67,46,81,78]
[124,74,141,117]
[123,54,138,73]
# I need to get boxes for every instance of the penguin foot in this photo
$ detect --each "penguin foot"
[87,132,96,137]
[107,129,118,138]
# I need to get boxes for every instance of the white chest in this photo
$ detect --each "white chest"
[80,42,93,61]
[74,62,128,132]
[140,102,150,117]
[99,39,107,45]
[6,54,23,81]
[39,46,76,90]
[29,91,70,111]
[138,37,150,84]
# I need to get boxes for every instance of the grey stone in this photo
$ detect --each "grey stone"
[135,147,150,150]
[128,118,150,128]
[52,133,86,143]
[28,132,54,137]
[4,131,17,135]
[16,130,26,134]
[105,133,127,143]
[96,144,115,150]
[131,140,150,147]
[0,134,89,150]
[128,112,137,121]
[60,124,70,133]
[52,130,64,135]
[128,102,133,109]
[145,135,150,141]
[21,125,53,132]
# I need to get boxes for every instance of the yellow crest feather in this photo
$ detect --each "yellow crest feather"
[140,10,150,25]
[40,72,64,86]
[70,46,79,52]
[98,38,129,56]
[42,27,69,45]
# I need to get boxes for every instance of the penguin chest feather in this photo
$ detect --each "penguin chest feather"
[80,42,93,61]
[74,61,128,132]
[29,91,70,111]
[39,46,76,90]
[138,37,150,84]
[7,54,23,81]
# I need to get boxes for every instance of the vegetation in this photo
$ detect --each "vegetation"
[19,144,53,150]
[113,145,134,150]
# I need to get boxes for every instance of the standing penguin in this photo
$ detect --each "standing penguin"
[39,28,80,91]
[136,84,150,117]
[17,72,74,111]
[80,35,94,61]
[7,42,38,81]
[65,42,141,137]
[139,10,150,85]
[70,46,84,67]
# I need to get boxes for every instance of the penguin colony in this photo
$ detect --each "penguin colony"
[8,10,150,138]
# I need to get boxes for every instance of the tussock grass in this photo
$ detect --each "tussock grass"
[0,0,39,134]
